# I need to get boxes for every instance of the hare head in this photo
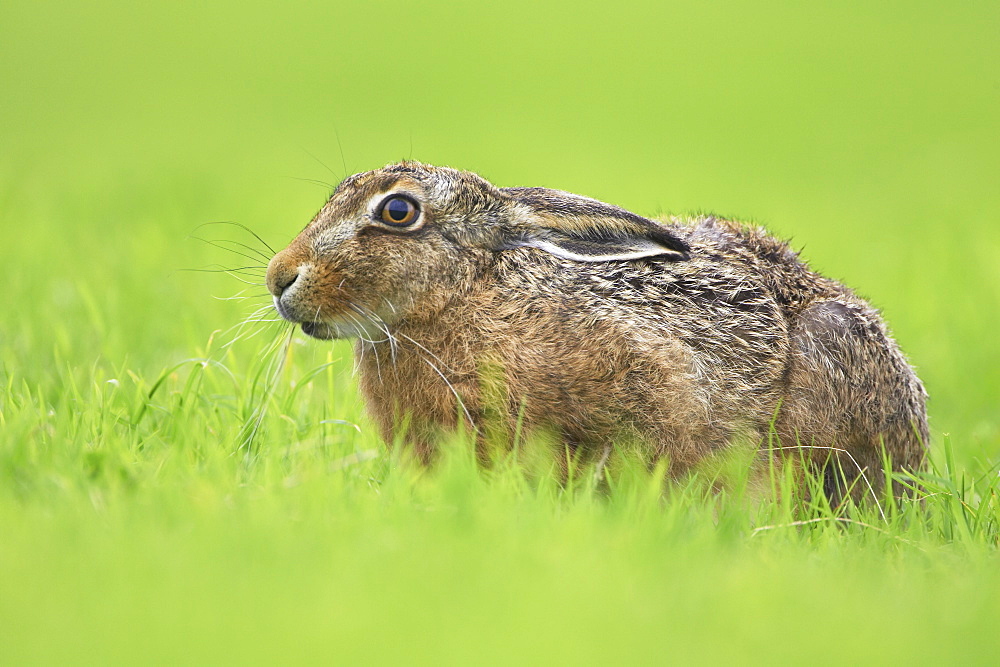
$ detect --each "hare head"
[265,161,689,341]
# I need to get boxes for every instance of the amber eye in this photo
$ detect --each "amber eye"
[379,196,419,226]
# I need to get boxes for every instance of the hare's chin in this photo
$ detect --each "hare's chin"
[299,321,338,340]
[300,319,389,342]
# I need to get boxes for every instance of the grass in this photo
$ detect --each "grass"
[2,0,999,663]
[1,345,999,662]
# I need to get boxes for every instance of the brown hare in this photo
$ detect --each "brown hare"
[265,161,928,498]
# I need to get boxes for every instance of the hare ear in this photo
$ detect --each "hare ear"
[501,187,689,262]
[519,231,685,263]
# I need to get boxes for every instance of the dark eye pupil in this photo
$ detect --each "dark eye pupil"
[386,198,411,222]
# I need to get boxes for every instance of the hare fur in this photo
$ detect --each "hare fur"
[265,161,928,496]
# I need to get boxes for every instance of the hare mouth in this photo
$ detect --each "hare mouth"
[273,290,393,342]
[299,317,391,343]
[274,294,391,342]
[299,321,337,340]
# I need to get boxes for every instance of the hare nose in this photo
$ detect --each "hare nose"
[274,270,298,294]
[266,253,302,297]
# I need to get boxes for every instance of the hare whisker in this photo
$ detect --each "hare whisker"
[209,238,273,263]
[397,332,475,432]
[379,295,398,316]
[190,235,273,265]
[220,304,286,350]
[183,265,267,275]
[211,292,271,301]
[290,176,338,191]
[344,311,383,383]
[212,289,267,302]
[193,221,276,255]
[398,332,457,374]
[348,303,397,360]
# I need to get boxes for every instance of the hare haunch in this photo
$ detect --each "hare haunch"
[266,162,928,495]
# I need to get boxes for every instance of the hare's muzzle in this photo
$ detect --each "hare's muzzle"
[264,247,384,341]
[266,247,310,323]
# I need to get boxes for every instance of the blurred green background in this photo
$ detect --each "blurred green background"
[2,0,999,662]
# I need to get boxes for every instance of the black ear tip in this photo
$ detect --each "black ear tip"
[650,229,691,257]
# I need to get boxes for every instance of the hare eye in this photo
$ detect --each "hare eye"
[379,196,419,226]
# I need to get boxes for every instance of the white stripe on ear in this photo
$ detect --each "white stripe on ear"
[515,234,687,263]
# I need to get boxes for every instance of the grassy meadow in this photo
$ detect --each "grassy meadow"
[1,0,999,663]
